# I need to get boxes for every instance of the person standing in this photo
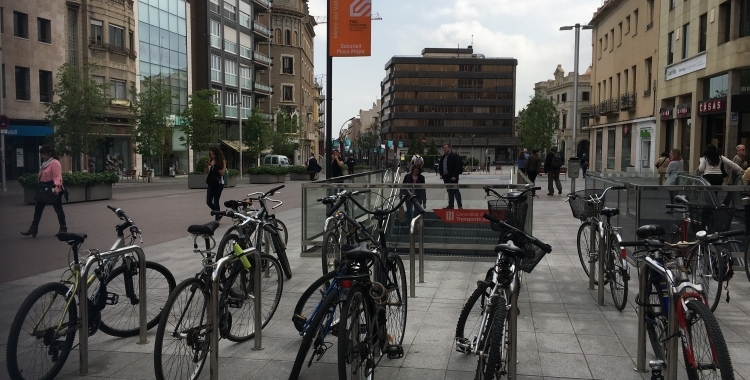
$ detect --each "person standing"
[655,151,669,185]
[544,146,563,195]
[346,154,356,174]
[581,153,589,178]
[306,152,320,181]
[205,146,226,224]
[439,143,463,209]
[526,149,542,193]
[402,166,426,220]
[665,149,684,204]
[697,144,744,205]
[21,145,67,237]
[517,150,528,174]
[330,150,344,178]
[730,144,748,184]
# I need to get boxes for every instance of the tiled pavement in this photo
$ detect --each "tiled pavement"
[1,173,750,380]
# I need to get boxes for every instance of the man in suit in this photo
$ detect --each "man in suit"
[438,143,463,209]
[306,152,320,181]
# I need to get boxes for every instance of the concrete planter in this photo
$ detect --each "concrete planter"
[226,175,237,187]
[64,186,86,203]
[23,188,36,204]
[248,174,286,184]
[86,184,113,201]
[290,173,310,181]
[188,173,207,189]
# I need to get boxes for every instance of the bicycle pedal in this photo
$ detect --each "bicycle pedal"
[292,314,307,332]
[455,337,470,353]
[385,344,403,359]
[105,292,120,306]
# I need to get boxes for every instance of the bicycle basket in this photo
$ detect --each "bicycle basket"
[567,190,599,221]
[518,242,547,273]
[487,199,528,232]
[687,204,735,233]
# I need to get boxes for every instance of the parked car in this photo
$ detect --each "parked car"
[262,154,290,167]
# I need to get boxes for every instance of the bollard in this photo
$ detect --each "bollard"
[508,277,519,379]
[634,259,648,373]
[409,215,423,298]
[596,225,606,306]
[588,222,596,291]
[79,246,148,375]
[419,215,424,284]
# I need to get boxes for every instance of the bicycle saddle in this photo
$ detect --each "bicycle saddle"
[600,207,619,218]
[494,243,524,258]
[636,224,665,239]
[57,233,87,245]
[187,221,220,236]
[342,242,377,262]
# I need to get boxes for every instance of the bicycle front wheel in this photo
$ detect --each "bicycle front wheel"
[480,296,508,380]
[221,254,283,342]
[455,284,491,352]
[385,255,407,346]
[338,286,374,380]
[290,290,340,380]
[293,271,338,332]
[607,233,628,311]
[99,261,176,337]
[6,282,78,380]
[691,246,723,312]
[154,278,210,380]
[682,299,734,380]
[321,229,342,276]
[646,283,667,362]
[577,221,601,282]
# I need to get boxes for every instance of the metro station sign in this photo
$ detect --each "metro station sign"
[433,208,490,224]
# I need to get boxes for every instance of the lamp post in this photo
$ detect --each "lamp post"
[471,134,475,170]
[560,22,593,194]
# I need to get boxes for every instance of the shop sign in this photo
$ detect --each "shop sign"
[676,104,691,118]
[664,52,707,81]
[433,208,490,224]
[698,98,725,115]
[660,107,674,120]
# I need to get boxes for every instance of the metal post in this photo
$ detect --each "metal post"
[419,216,424,284]
[239,110,243,179]
[571,24,581,195]
[251,248,263,350]
[508,278,518,379]
[597,227,606,305]
[79,246,148,375]
[1,134,6,192]
[409,216,417,298]
[635,259,648,372]
[325,0,333,179]
[666,286,678,380]
[209,257,225,380]
[588,222,596,291]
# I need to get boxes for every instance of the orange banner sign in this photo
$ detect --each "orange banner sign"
[328,0,372,57]
[432,209,491,224]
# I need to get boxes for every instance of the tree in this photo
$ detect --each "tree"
[516,93,559,151]
[427,140,439,156]
[270,111,300,163]
[407,136,424,155]
[243,108,272,167]
[45,63,110,171]
[130,77,175,169]
[179,89,220,168]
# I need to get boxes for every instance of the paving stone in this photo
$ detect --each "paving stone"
[538,352,592,379]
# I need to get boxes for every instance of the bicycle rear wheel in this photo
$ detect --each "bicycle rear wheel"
[480,296,508,380]
[293,271,338,332]
[99,261,176,337]
[455,284,491,352]
[154,278,209,380]
[645,283,667,362]
[290,290,340,380]
[577,222,602,283]
[690,246,723,312]
[6,282,78,380]
[682,299,734,380]
[338,286,374,380]
[321,229,341,276]
[607,233,628,311]
[385,255,407,346]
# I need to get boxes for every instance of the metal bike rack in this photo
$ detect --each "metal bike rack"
[508,277,519,379]
[79,246,148,375]
[596,231,606,305]
[209,247,263,380]
[409,214,425,298]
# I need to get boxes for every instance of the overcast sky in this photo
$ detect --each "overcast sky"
[307,0,605,132]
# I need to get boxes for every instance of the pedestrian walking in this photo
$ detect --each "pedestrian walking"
[527,149,542,194]
[346,154,356,174]
[21,145,67,238]
[697,144,744,206]
[433,159,439,176]
[665,149,684,205]
[544,146,563,195]
[655,151,669,185]
[517,150,528,174]
[401,166,426,220]
[410,153,424,170]
[581,153,589,178]
[438,143,463,209]
[730,144,748,183]
[205,146,226,224]
[306,152,320,181]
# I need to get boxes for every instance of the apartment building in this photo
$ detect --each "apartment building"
[656,0,750,173]
[588,0,660,175]
[2,0,138,176]
[533,64,592,160]
[189,0,272,166]
[261,0,317,164]
[381,47,518,164]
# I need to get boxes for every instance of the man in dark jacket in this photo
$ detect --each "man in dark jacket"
[544,146,563,195]
[526,149,542,195]
[306,152,320,181]
[438,143,463,209]
[346,155,356,174]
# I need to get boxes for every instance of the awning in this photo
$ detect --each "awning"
[221,140,250,152]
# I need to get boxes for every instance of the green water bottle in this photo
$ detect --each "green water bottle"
[233,243,252,269]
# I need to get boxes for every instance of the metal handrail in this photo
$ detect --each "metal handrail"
[409,214,425,298]
[79,246,147,374]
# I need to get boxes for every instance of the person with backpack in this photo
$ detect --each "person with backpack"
[438,143,463,209]
[410,153,424,170]
[697,144,744,205]
[544,146,563,196]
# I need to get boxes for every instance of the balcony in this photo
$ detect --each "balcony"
[252,0,271,12]
[253,51,272,67]
[620,93,636,110]
[89,38,105,49]
[107,43,129,56]
[254,82,272,96]
[252,21,271,40]
[589,104,599,117]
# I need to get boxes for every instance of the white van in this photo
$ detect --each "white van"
[262,155,290,167]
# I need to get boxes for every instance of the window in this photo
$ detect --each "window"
[39,70,52,102]
[210,20,221,48]
[223,2,236,22]
[110,79,126,99]
[15,66,30,100]
[294,31,298,46]
[213,91,222,115]
[624,69,629,92]
[241,94,252,118]
[129,31,134,50]
[561,93,567,102]
[739,69,750,93]
[240,66,251,89]
[13,11,28,38]
[582,91,590,101]
[282,56,293,74]
[282,85,293,101]
[740,0,750,37]
[68,8,77,65]
[625,15,631,34]
[285,30,291,45]
[225,92,238,118]
[618,22,622,45]
[644,58,652,96]
[1,7,4,33]
[562,114,567,129]
[647,0,655,27]
[670,0,676,11]
[1,64,5,98]
[209,0,220,14]
[211,55,221,82]
[634,9,639,35]
[704,74,729,98]
[699,13,708,52]
[621,127,632,171]
[90,20,103,45]
[240,44,251,59]
[607,128,616,169]
[225,39,237,54]
[274,29,282,44]
[598,38,602,59]
[604,34,608,50]
[239,11,251,28]
[580,113,590,128]
[682,23,690,59]
[92,75,105,84]
[719,1,731,44]
[610,29,615,51]
[632,64,638,95]
[225,59,237,86]
[667,31,675,64]
[37,18,51,43]
[109,24,124,47]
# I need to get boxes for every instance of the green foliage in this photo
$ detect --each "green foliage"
[18,173,39,188]
[270,111,300,161]
[463,157,479,166]
[247,166,288,175]
[193,156,210,174]
[130,77,175,166]
[427,140,439,156]
[45,63,111,169]
[89,172,120,184]
[180,89,220,164]
[516,93,559,152]
[354,164,371,170]
[227,169,240,177]
[18,171,119,188]
[354,130,378,154]
[407,136,424,155]
[288,165,308,174]
[243,108,272,165]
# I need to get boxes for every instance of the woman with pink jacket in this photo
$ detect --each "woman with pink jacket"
[21,145,67,238]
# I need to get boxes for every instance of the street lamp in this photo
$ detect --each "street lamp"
[560,22,593,193]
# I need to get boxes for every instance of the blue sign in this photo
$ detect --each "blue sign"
[398,141,403,148]
[5,125,54,137]
[387,140,393,148]
[345,139,351,146]
[731,113,739,122]
[333,140,339,148]
[373,148,377,153]
[380,148,385,154]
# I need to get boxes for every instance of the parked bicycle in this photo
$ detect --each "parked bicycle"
[153,210,282,380]
[217,185,292,279]
[319,191,361,276]
[454,213,552,380]
[568,185,630,310]
[6,206,175,380]
[621,227,739,379]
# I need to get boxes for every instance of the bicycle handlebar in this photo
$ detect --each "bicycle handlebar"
[483,185,539,199]
[409,195,425,215]
[620,229,745,249]
[265,184,285,196]
[482,213,552,253]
